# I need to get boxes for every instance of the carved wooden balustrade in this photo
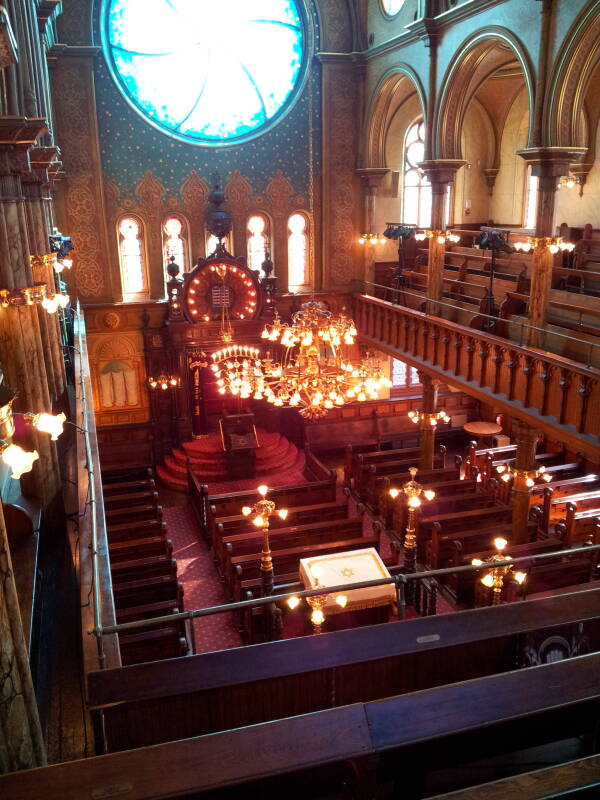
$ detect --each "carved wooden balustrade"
[354,294,600,459]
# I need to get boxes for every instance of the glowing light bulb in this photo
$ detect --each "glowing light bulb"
[389,488,400,499]
[2,444,39,478]
[241,506,252,517]
[311,609,325,626]
[253,515,265,528]
[278,508,288,520]
[481,573,495,588]
[514,571,527,584]
[471,558,483,566]
[336,595,348,608]
[287,595,300,610]
[424,490,435,501]
[257,485,269,497]
[407,495,421,509]
[494,537,507,551]
[34,412,66,440]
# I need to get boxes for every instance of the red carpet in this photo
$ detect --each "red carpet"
[158,429,306,491]
[164,505,242,653]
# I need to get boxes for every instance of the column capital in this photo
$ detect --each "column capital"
[516,147,587,178]
[356,167,389,193]
[417,159,465,186]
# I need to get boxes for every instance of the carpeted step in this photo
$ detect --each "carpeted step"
[156,465,187,491]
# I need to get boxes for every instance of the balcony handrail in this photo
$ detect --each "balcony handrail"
[73,301,106,669]
[360,279,600,368]
[88,541,600,643]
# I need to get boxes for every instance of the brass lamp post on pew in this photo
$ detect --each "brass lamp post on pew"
[242,485,289,596]
[389,467,435,605]
[472,537,527,605]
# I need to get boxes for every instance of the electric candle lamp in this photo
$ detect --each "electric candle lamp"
[33,411,66,440]
[2,444,39,479]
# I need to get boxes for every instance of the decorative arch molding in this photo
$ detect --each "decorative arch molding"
[434,27,535,161]
[365,65,427,168]
[545,2,600,148]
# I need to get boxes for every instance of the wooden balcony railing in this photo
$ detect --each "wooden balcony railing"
[354,294,600,459]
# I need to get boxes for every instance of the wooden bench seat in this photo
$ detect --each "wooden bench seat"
[106,504,163,526]
[210,499,352,562]
[107,519,168,542]
[507,558,596,601]
[103,490,159,510]
[423,508,513,567]
[373,465,462,515]
[112,574,184,609]
[119,626,188,666]
[102,478,156,495]
[222,518,364,590]
[109,535,173,563]
[557,503,600,546]
[116,600,181,625]
[110,554,178,582]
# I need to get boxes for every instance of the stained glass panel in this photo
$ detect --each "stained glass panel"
[102,0,306,145]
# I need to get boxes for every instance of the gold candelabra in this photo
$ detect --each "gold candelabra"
[407,409,451,427]
[513,236,574,254]
[242,485,289,596]
[148,374,179,390]
[287,564,348,634]
[471,537,527,605]
[495,463,552,487]
[389,467,435,604]
[358,232,386,245]
[414,229,461,244]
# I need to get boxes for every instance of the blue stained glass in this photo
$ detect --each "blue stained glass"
[101,0,306,145]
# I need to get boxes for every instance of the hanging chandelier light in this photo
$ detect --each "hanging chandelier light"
[210,300,392,419]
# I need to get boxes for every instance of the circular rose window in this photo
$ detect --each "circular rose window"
[381,0,405,16]
[101,0,307,146]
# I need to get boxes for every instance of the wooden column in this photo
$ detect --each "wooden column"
[356,168,389,288]
[418,160,464,312]
[0,499,47,773]
[517,148,586,348]
[419,371,438,470]
[511,419,539,544]
[0,132,61,506]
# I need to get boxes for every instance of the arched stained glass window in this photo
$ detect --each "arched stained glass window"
[524,165,538,230]
[402,119,451,228]
[163,216,189,274]
[102,0,307,145]
[247,215,270,273]
[288,212,309,290]
[206,232,233,257]
[117,215,148,297]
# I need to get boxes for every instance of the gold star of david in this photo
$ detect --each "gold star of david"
[341,567,355,578]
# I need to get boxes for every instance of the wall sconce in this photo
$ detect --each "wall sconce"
[148,374,179,390]
[0,283,69,314]
[24,411,67,440]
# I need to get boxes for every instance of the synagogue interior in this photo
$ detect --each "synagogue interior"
[1,0,600,797]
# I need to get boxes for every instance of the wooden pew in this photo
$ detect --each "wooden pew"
[452,537,565,604]
[106,504,163,527]
[210,498,353,565]
[119,626,189,666]
[557,502,600,546]
[85,590,600,753]
[374,464,463,517]
[360,451,447,507]
[344,443,444,491]
[222,517,364,591]
[423,504,513,567]
[383,476,480,532]
[103,477,156,495]
[109,535,173,563]
[110,555,178,583]
[504,558,596,602]
[107,519,168,543]
[103,489,159,510]
[112,573,184,610]
[192,469,338,544]
[533,487,600,536]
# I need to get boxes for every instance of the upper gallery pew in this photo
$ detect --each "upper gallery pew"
[85,589,600,754]
[102,467,188,665]
[6,656,600,800]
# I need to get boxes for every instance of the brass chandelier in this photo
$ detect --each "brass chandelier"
[210,300,392,419]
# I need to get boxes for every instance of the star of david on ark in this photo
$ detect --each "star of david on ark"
[341,567,355,578]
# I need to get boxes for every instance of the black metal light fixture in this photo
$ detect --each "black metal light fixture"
[476,229,512,332]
